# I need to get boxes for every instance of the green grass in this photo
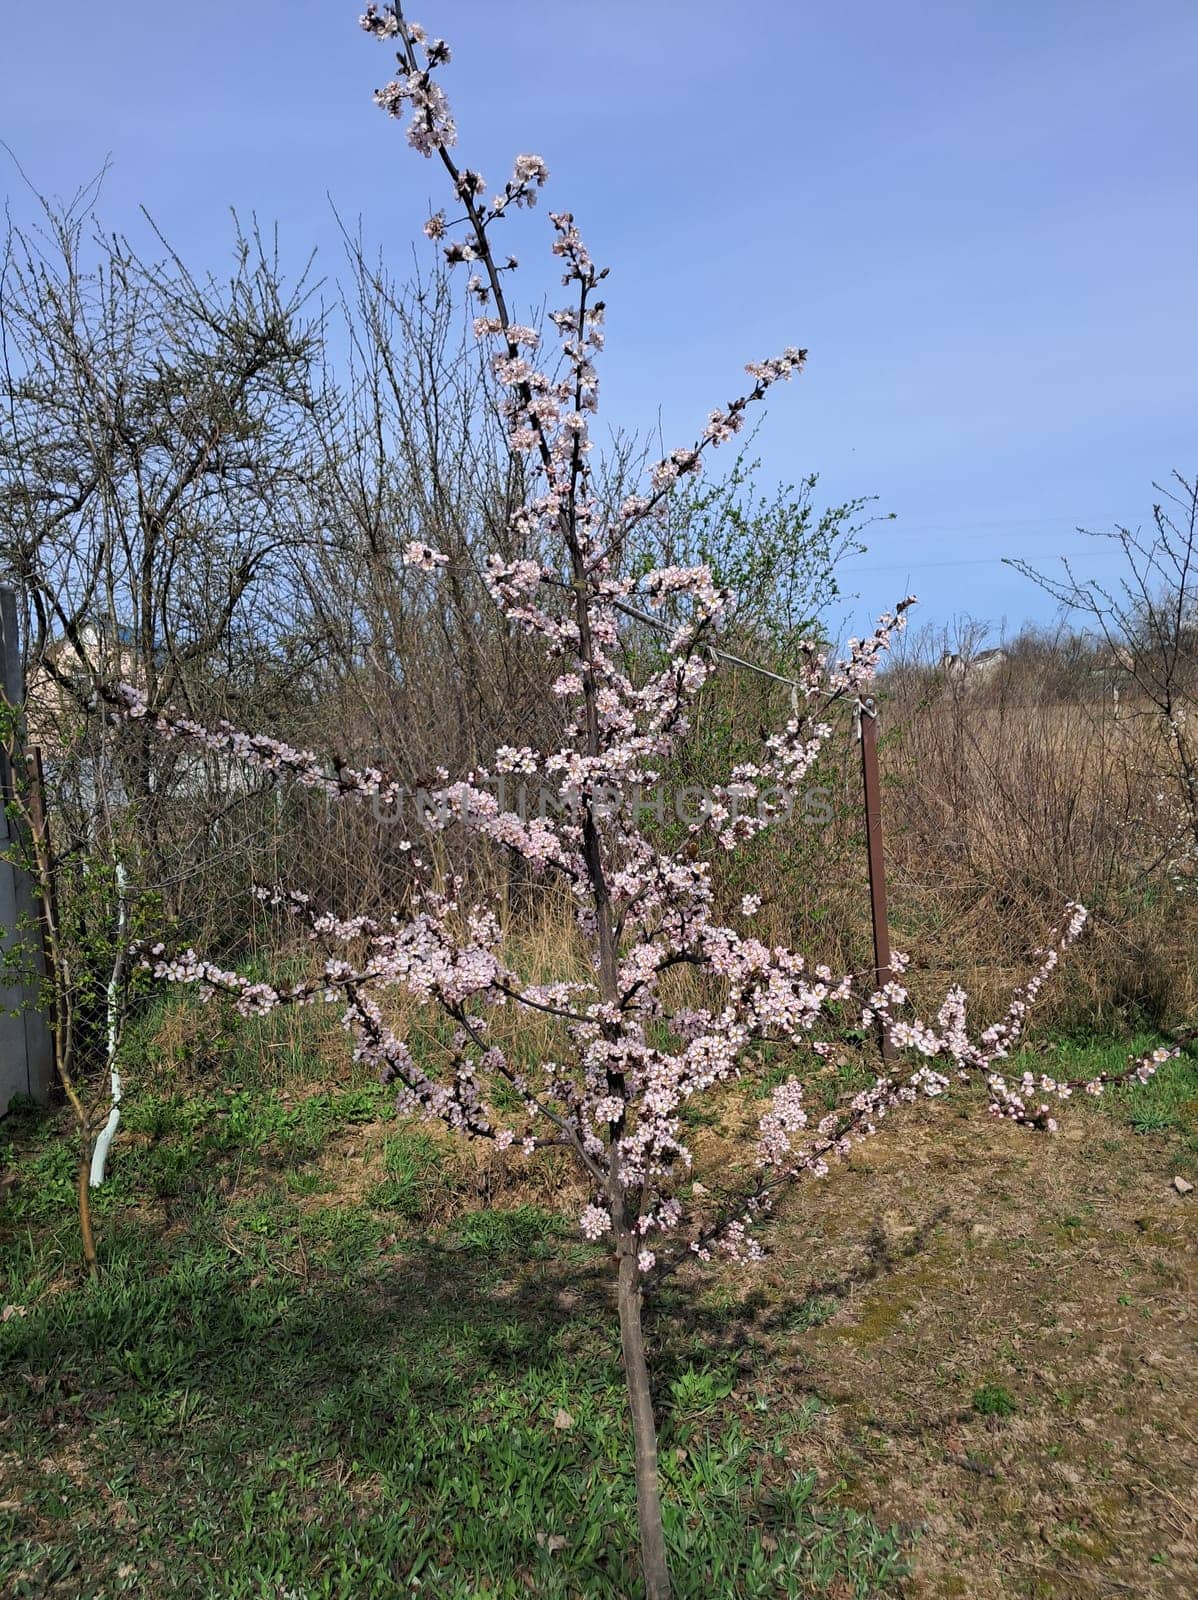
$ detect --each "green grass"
[3,1023,1193,1597]
[971,1382,1018,1418]
[1010,1031,1198,1174]
[0,1086,906,1599]
[370,1129,450,1219]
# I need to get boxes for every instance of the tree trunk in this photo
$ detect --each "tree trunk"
[616,1239,671,1600]
[75,1142,98,1276]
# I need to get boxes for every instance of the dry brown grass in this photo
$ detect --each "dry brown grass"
[461,668,1198,1034]
[871,674,1198,1030]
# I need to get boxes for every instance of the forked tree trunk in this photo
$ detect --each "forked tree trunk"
[616,1236,671,1600]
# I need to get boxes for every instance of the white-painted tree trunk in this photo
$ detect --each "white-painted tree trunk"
[89,862,127,1188]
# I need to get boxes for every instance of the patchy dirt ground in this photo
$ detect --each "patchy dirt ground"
[718,1101,1198,1599]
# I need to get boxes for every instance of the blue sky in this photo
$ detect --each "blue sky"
[3,0,1196,639]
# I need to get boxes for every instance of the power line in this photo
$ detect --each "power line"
[844,546,1121,576]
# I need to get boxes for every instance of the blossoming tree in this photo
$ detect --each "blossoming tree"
[114,8,1177,1595]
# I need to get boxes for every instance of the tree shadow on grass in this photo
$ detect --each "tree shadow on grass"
[646,1203,952,1388]
[0,1209,914,1600]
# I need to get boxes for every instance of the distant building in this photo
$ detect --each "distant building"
[26,618,240,807]
[939,647,1008,682]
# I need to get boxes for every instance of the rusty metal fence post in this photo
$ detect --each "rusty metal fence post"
[857,696,896,1065]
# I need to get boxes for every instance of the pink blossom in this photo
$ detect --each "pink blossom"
[403,540,449,570]
[580,1204,612,1241]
